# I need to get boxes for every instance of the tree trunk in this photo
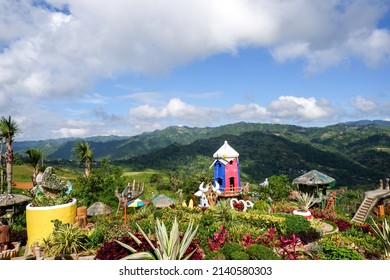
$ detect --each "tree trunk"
[84,160,91,178]
[32,165,39,187]
[5,141,13,194]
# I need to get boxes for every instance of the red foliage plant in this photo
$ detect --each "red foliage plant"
[241,232,263,248]
[279,234,302,260]
[95,233,156,260]
[184,237,205,260]
[208,224,228,252]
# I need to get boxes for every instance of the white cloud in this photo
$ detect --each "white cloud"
[351,95,377,112]
[0,0,389,139]
[129,98,220,124]
[271,42,310,62]
[128,95,336,130]
[347,29,390,67]
[1,0,388,103]
[52,127,90,138]
[226,103,268,119]
[268,96,334,120]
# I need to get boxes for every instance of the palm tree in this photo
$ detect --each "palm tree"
[0,136,5,193]
[0,116,20,194]
[73,140,94,177]
[26,148,44,186]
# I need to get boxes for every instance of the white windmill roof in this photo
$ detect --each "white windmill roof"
[213,140,239,159]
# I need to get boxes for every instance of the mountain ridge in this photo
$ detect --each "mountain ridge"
[13,120,390,188]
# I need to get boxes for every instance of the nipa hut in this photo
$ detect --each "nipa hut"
[151,194,175,208]
[292,170,336,196]
[87,202,112,216]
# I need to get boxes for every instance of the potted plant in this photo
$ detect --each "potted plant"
[292,192,318,220]
[26,167,76,249]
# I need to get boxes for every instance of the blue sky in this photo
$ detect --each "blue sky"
[1,0,390,140]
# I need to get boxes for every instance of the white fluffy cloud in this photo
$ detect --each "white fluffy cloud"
[1,0,389,102]
[0,0,389,139]
[128,96,336,129]
[129,98,221,125]
[268,96,334,120]
[351,95,377,112]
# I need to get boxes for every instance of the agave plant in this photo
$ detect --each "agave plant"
[116,217,199,260]
[293,192,317,212]
[370,217,390,259]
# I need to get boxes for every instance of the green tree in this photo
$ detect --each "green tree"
[73,161,127,207]
[257,174,292,202]
[73,140,94,178]
[26,148,44,186]
[0,116,20,194]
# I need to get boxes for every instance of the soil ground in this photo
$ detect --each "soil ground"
[13,181,33,190]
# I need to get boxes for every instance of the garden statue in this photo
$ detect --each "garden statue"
[194,181,221,207]
[199,193,210,207]
[115,180,145,213]
[29,166,71,197]
[230,198,254,212]
[260,178,269,187]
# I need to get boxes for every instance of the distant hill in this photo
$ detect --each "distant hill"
[13,120,390,188]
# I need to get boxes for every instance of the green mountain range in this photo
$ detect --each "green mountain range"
[14,120,390,188]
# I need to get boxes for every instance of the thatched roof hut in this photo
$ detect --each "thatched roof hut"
[0,194,32,207]
[87,202,112,216]
[151,194,175,208]
[292,170,336,195]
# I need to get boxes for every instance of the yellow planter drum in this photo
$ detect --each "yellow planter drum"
[26,198,77,248]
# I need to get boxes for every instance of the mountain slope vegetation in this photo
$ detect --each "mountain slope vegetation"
[13,120,390,189]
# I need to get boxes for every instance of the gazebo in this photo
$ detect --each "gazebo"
[0,194,32,224]
[151,194,175,208]
[292,170,335,196]
[87,202,112,216]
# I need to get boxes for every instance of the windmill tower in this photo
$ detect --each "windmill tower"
[210,141,241,197]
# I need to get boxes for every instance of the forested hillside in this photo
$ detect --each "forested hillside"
[14,120,390,188]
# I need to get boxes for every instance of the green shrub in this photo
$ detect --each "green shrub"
[200,212,215,226]
[253,200,270,212]
[320,241,365,260]
[237,211,286,234]
[246,244,281,260]
[222,242,244,259]
[230,251,249,260]
[196,221,222,250]
[228,224,263,244]
[275,213,310,235]
[214,200,236,224]
[86,223,106,248]
[205,251,226,260]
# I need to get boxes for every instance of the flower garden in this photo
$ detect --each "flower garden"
[5,182,388,261]
[1,133,389,261]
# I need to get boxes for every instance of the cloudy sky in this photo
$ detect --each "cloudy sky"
[1,0,390,141]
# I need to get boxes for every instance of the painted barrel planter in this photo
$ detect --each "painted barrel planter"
[293,209,312,220]
[26,198,77,248]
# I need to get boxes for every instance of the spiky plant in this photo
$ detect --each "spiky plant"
[214,199,236,224]
[116,217,199,260]
[293,192,317,212]
[42,221,88,257]
[370,217,390,259]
